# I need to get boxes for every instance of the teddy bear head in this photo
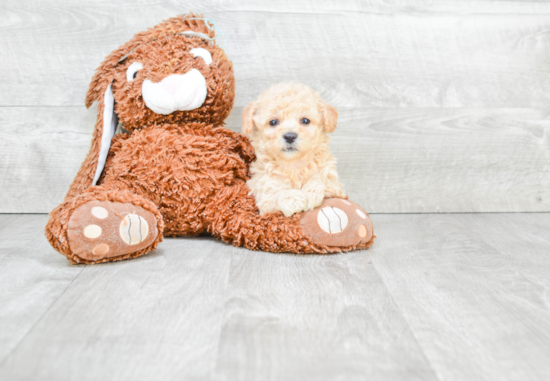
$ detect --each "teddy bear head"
[85,14,235,130]
[84,14,235,185]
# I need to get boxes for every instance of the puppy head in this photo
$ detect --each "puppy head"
[242,82,337,161]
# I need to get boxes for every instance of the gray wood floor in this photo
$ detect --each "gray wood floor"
[1,213,549,381]
[2,2,549,379]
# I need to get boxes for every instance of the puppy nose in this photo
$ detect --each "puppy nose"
[283,133,298,144]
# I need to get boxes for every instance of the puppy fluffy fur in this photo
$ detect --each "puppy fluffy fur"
[242,82,345,217]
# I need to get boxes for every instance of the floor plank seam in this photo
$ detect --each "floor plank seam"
[369,257,443,381]
[0,264,87,370]
[460,217,549,286]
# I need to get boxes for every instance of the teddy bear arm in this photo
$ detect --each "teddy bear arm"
[230,130,256,164]
[203,183,373,254]
[203,183,313,252]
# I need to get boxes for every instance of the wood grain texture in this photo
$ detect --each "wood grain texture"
[1,213,550,380]
[0,107,94,212]
[1,1,550,107]
[2,106,549,213]
[214,248,435,381]
[330,108,550,213]
[371,213,550,381]
[0,215,437,381]
[1,0,550,213]
[0,214,83,364]
[464,213,550,290]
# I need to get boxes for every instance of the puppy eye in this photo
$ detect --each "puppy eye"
[126,62,143,82]
[301,118,310,125]
[190,48,212,65]
[269,119,278,127]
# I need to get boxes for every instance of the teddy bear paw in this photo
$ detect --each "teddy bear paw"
[299,198,373,248]
[67,200,159,262]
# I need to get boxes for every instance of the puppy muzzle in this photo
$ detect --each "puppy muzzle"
[281,132,299,152]
[283,132,298,144]
[142,69,207,115]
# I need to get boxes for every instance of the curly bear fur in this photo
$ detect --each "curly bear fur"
[45,14,374,264]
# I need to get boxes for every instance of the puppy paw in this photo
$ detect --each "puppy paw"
[301,178,332,211]
[277,189,309,217]
[304,191,325,211]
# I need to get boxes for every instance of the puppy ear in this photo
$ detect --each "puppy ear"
[242,101,258,135]
[322,103,338,133]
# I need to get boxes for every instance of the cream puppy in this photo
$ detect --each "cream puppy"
[242,82,345,217]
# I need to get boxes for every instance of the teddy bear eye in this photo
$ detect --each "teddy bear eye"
[126,62,143,82]
[301,118,310,125]
[269,119,278,127]
[190,48,212,65]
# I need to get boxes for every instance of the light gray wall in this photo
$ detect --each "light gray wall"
[1,0,549,213]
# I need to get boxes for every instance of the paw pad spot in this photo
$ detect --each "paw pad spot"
[93,244,109,256]
[358,225,367,238]
[356,209,366,219]
[317,207,348,234]
[91,206,108,219]
[84,225,102,239]
[119,214,149,245]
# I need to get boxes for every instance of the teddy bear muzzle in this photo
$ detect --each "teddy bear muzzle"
[142,68,207,115]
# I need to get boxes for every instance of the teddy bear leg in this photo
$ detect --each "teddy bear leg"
[298,197,375,251]
[204,184,374,254]
[46,188,164,264]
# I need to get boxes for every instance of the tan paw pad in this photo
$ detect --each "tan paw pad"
[91,206,109,219]
[317,207,348,234]
[93,244,110,256]
[84,224,102,239]
[119,214,149,245]
[356,209,366,219]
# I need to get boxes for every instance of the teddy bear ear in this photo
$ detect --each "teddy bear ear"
[242,101,258,135]
[322,103,338,133]
[91,83,118,185]
[85,44,133,108]
[85,69,114,109]
[64,80,118,199]
[82,39,147,188]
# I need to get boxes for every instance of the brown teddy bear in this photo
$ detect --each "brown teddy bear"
[45,14,375,264]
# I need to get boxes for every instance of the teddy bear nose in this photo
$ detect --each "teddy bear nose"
[283,133,298,144]
[160,74,185,95]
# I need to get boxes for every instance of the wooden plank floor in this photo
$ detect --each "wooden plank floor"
[1,214,549,380]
